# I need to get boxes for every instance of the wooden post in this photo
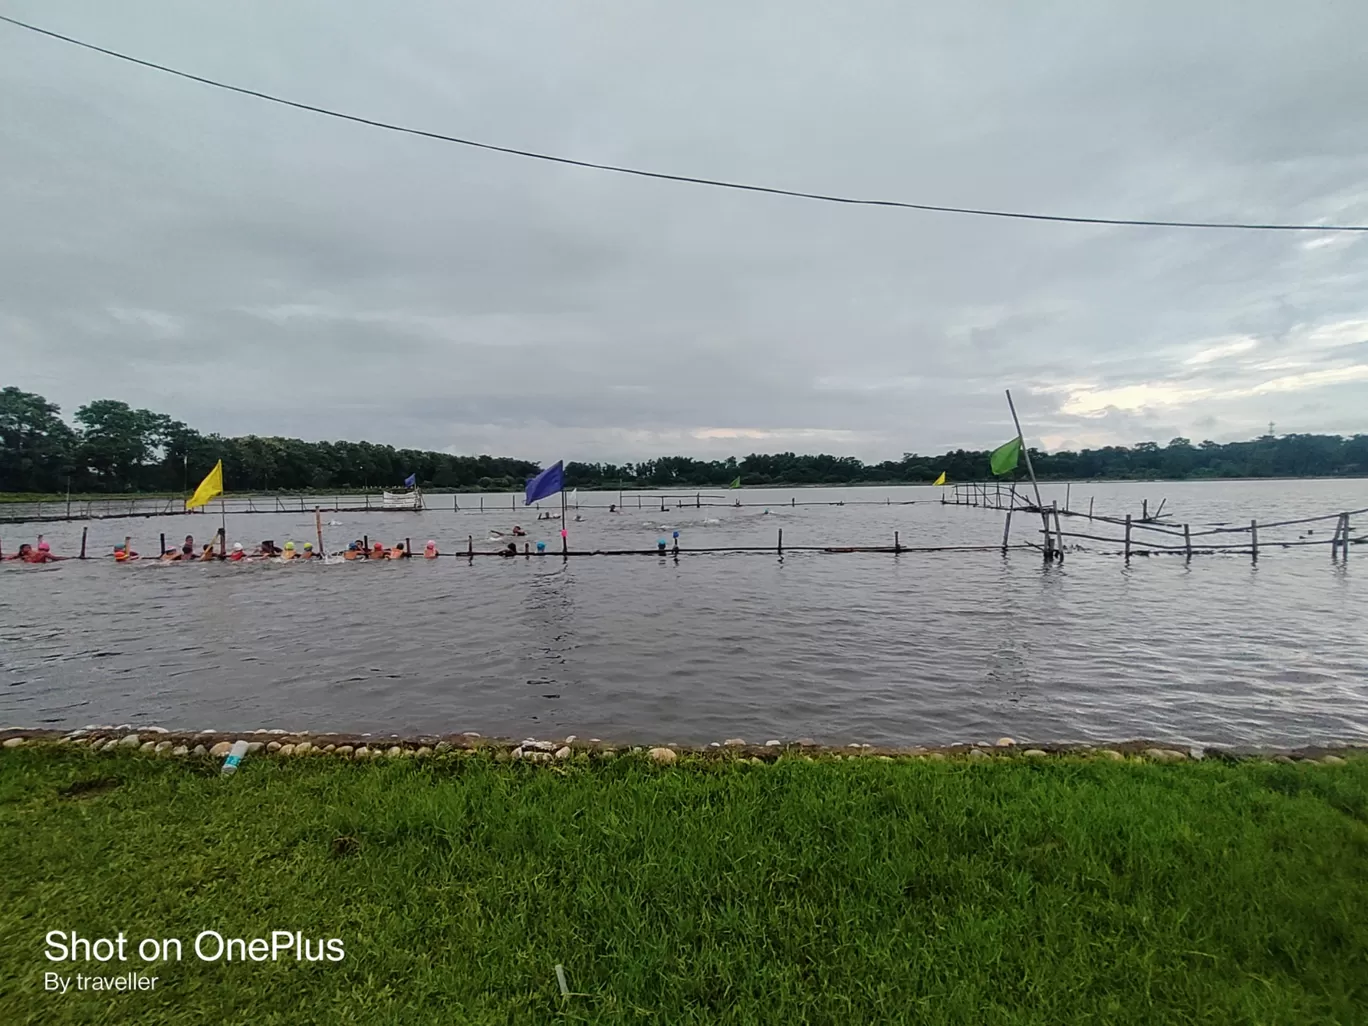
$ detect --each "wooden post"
[455,495,459,511]
[480,496,484,512]
[1250,520,1258,562]
[160,532,166,556]
[1065,483,1071,513]
[1345,514,1352,558]
[316,507,324,558]
[1332,514,1345,560]
[1124,515,1132,562]
[1183,524,1192,562]
[1002,485,1016,553]
[1142,498,1148,521]
[80,527,87,559]
[1052,502,1064,561]
[1088,497,1094,519]
[791,496,795,507]
[468,535,473,559]
[778,528,783,555]
[894,530,901,554]
[364,534,369,552]
[524,542,530,558]
[696,492,700,508]
[405,537,412,558]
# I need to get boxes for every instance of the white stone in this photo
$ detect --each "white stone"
[268,728,287,735]
[354,746,371,759]
[192,744,207,756]
[765,740,781,747]
[589,738,601,743]
[2,736,26,749]
[1322,755,1347,765]
[709,742,721,748]
[415,746,432,758]
[1097,749,1125,761]
[564,735,577,743]
[1023,749,1047,758]
[101,740,118,752]
[144,726,169,734]
[334,745,353,757]
[847,743,861,749]
[267,741,282,753]
[723,738,746,746]
[171,745,189,756]
[511,747,524,760]
[278,744,295,756]
[295,742,314,755]
[386,746,403,758]
[995,737,1015,747]
[138,741,156,753]
[967,748,989,760]
[245,742,264,754]
[649,747,677,764]
[119,734,141,747]
[65,729,89,739]
[462,732,481,738]
[209,742,233,757]
[154,741,173,753]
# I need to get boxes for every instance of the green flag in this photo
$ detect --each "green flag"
[729,476,741,489]
[990,437,1021,476]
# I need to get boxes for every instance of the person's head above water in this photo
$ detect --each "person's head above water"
[37,540,50,552]
[284,541,295,551]
[304,542,313,551]
[233,543,243,551]
[347,542,357,551]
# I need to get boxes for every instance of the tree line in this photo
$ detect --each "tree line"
[3,386,1366,495]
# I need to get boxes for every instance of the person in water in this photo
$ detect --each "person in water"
[199,543,217,562]
[424,540,438,559]
[160,544,182,562]
[29,540,67,562]
[372,542,388,560]
[390,542,406,559]
[281,541,297,560]
[344,542,360,560]
[4,543,33,562]
[500,541,517,557]
[511,526,526,537]
[114,537,140,561]
[302,542,318,559]
[228,543,246,561]
[181,534,195,558]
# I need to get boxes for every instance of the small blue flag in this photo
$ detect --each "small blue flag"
[403,473,417,488]
[524,461,564,505]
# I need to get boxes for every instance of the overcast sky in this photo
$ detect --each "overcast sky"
[3,1,1367,464]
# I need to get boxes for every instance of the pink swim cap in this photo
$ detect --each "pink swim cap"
[37,541,50,551]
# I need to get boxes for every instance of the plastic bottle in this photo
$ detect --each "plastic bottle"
[220,740,249,776]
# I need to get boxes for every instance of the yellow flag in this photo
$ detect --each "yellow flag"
[186,460,224,510]
[932,471,947,486]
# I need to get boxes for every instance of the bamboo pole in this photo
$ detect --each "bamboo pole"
[778,528,783,555]
[1345,514,1352,558]
[1065,483,1070,512]
[1142,499,1148,521]
[160,532,166,556]
[1183,524,1192,562]
[315,507,324,557]
[1124,515,1132,562]
[1001,484,1016,553]
[894,530,901,554]
[1089,496,1094,519]
[1004,388,1050,559]
[1250,520,1258,562]
[80,527,87,559]
[1052,502,1064,561]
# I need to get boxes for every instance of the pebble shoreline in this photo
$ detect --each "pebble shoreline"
[0,727,1361,766]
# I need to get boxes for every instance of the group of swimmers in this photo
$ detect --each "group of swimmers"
[105,534,444,562]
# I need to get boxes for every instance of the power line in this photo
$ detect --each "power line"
[4,12,1366,233]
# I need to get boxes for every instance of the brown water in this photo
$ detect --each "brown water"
[1,480,1364,747]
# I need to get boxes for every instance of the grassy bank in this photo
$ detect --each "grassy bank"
[2,748,1365,1024]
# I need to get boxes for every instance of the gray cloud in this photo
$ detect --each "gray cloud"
[3,0,1368,463]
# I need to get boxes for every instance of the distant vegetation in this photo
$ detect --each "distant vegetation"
[3,386,1366,494]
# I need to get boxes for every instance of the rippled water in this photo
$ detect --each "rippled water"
[2,479,1365,747]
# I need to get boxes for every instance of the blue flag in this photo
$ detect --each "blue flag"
[403,473,417,488]
[524,461,564,505]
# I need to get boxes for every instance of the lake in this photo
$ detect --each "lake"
[1,479,1365,748]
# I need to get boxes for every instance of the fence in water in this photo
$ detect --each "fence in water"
[946,482,1366,562]
[0,489,945,524]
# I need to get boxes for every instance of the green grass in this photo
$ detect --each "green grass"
[2,749,1366,1025]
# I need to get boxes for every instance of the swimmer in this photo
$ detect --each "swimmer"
[114,537,140,562]
[181,534,195,559]
[255,540,279,557]
[372,542,388,560]
[575,514,583,522]
[302,542,317,559]
[512,526,526,537]
[424,540,438,559]
[160,545,182,562]
[4,543,32,562]
[29,540,67,563]
[390,542,406,559]
[344,542,360,561]
[500,541,517,557]
[609,504,617,513]
[199,543,217,562]
[228,542,247,562]
[282,541,297,560]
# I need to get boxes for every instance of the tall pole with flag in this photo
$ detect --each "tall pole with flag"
[1002,389,1053,558]
[525,460,567,558]
[186,459,226,556]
